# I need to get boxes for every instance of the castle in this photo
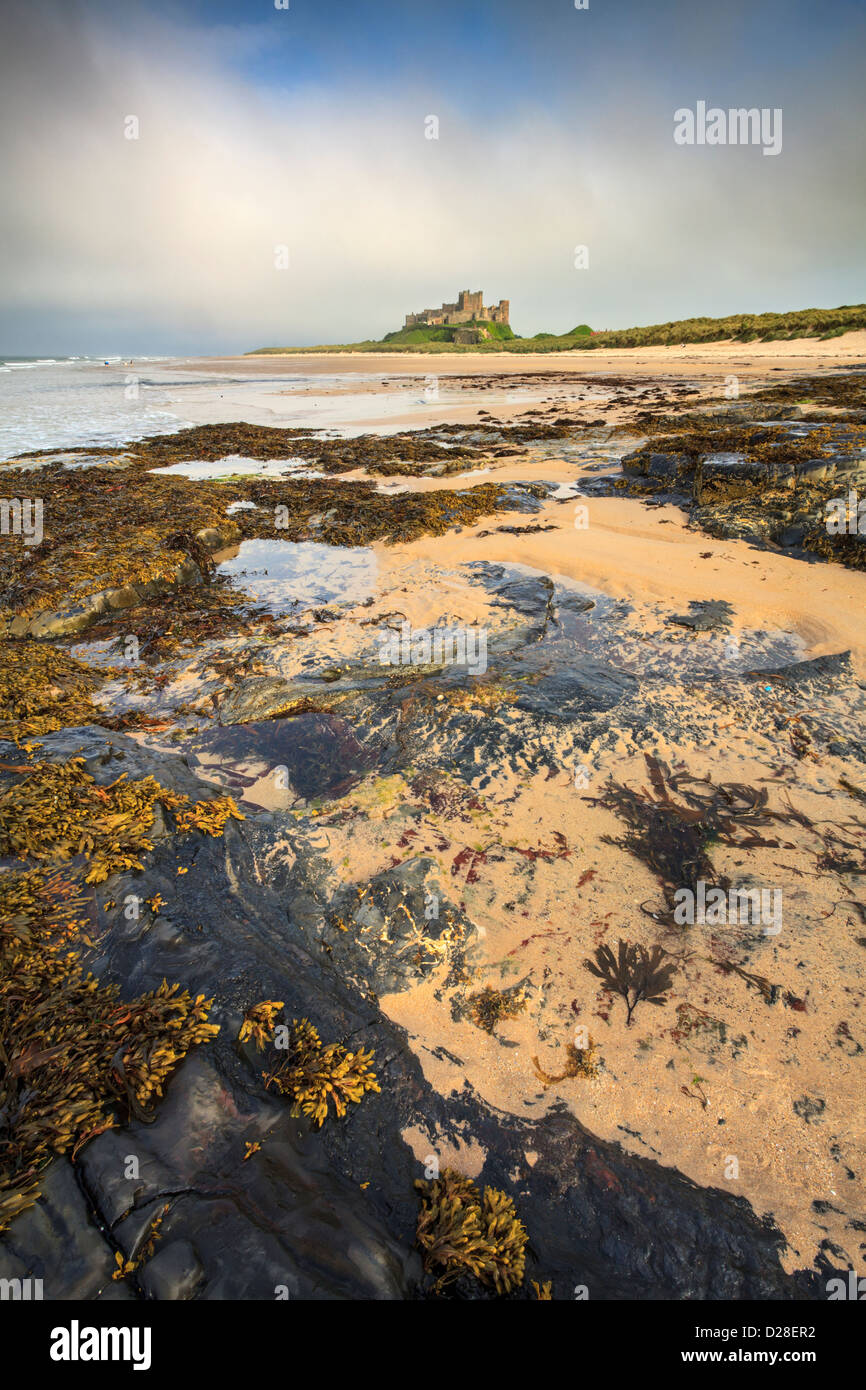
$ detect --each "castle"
[404,289,510,329]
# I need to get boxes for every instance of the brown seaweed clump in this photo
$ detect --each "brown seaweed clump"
[261,1017,380,1127]
[414,1168,528,1296]
[0,757,244,884]
[751,373,866,413]
[116,422,489,476]
[80,582,275,665]
[0,446,510,636]
[589,754,804,921]
[464,983,527,1035]
[0,464,230,627]
[238,999,284,1050]
[531,1035,599,1086]
[0,640,105,742]
[0,869,218,1232]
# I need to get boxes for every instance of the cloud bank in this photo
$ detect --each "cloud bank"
[0,1,863,353]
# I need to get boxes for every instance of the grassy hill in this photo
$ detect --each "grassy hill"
[381,320,516,345]
[249,303,866,355]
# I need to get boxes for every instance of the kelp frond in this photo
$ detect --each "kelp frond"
[585,939,677,1026]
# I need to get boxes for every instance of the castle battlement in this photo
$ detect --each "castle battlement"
[405,289,510,329]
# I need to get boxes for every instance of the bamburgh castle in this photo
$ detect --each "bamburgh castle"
[404,289,510,329]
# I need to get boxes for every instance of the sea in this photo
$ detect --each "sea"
[0,356,200,457]
[0,355,561,456]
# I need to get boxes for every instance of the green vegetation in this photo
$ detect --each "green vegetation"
[249,302,865,354]
[382,319,516,345]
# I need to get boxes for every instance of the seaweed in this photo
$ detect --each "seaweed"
[709,958,780,1005]
[0,869,218,1232]
[0,640,107,741]
[588,754,803,922]
[531,1036,599,1085]
[615,394,866,569]
[115,423,490,476]
[261,1017,379,1127]
[238,999,284,1050]
[0,757,243,884]
[0,447,511,634]
[414,1168,528,1296]
[111,1203,170,1281]
[751,373,866,413]
[584,940,677,1026]
[80,581,275,664]
[0,465,230,628]
[464,983,527,1035]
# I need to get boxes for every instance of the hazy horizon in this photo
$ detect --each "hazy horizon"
[1,0,864,356]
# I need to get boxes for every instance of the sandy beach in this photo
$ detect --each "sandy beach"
[2,340,865,1304]
[175,330,866,378]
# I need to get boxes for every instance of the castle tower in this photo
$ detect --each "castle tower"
[403,290,508,330]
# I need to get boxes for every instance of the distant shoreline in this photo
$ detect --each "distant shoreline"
[172,330,866,380]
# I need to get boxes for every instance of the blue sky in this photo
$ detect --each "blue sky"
[0,0,863,353]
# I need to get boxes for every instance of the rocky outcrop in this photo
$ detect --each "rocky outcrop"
[4,525,241,640]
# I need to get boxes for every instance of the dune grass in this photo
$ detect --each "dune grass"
[249,303,866,355]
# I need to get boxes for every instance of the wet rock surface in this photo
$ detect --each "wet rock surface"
[611,401,866,566]
[0,726,829,1300]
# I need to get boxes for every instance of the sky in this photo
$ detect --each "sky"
[0,0,863,354]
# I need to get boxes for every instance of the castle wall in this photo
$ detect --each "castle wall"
[404,291,509,329]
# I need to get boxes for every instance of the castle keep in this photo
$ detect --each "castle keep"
[404,289,510,329]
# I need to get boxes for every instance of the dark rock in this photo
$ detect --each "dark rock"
[780,525,807,548]
[138,1240,204,1301]
[667,600,734,632]
[622,450,689,479]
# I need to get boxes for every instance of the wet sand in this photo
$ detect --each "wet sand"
[26,347,866,1282]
